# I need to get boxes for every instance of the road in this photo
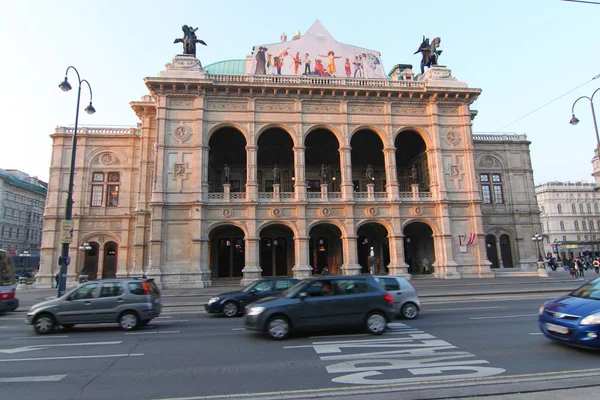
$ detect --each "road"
[0,292,598,400]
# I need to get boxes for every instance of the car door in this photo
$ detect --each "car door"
[330,279,368,326]
[56,282,101,324]
[94,281,125,322]
[377,277,402,313]
[289,280,337,329]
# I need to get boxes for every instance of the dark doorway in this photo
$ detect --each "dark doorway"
[305,129,341,192]
[403,222,435,274]
[309,224,343,275]
[257,129,295,192]
[210,225,246,278]
[357,223,390,274]
[83,242,99,280]
[485,235,499,268]
[260,225,294,276]
[208,127,247,193]
[351,130,385,192]
[500,234,514,268]
[395,130,428,192]
[102,242,118,279]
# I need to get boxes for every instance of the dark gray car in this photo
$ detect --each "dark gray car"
[26,278,162,334]
[244,276,396,340]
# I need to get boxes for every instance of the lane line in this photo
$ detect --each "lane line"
[156,316,173,319]
[125,331,180,335]
[309,333,369,339]
[11,336,70,340]
[0,374,66,383]
[427,306,506,312]
[231,328,245,331]
[529,332,543,335]
[470,314,538,320]
[0,353,144,362]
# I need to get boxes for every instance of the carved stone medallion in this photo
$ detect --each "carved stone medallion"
[366,207,378,216]
[321,207,332,217]
[222,208,233,218]
[413,207,423,216]
[271,208,282,218]
[172,123,192,143]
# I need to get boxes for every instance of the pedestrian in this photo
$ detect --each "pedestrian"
[54,273,59,288]
[593,259,599,274]
[576,258,585,277]
[569,259,577,278]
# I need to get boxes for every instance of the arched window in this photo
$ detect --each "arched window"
[591,220,595,230]
[583,220,587,230]
[560,221,565,231]
[587,204,592,213]
[572,204,576,213]
[580,204,584,214]
[574,220,579,231]
[557,204,562,214]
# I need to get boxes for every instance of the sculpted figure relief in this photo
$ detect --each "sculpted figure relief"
[414,35,443,74]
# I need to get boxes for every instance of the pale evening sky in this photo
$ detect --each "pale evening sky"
[1,0,599,185]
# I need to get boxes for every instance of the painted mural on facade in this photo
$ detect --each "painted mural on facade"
[249,20,386,79]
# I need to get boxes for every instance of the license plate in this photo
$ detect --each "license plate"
[546,323,568,334]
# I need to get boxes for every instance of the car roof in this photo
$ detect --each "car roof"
[310,275,373,280]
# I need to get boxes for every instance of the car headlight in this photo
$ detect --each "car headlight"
[247,306,265,316]
[207,297,219,305]
[580,312,600,326]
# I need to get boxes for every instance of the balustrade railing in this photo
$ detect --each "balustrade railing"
[374,192,388,199]
[208,74,425,89]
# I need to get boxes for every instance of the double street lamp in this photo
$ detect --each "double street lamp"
[532,232,544,262]
[57,66,95,297]
[570,87,600,154]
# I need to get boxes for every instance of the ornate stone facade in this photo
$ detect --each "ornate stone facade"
[36,55,542,288]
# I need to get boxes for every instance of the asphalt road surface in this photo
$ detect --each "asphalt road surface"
[1,293,599,400]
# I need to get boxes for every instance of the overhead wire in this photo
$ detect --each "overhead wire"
[494,74,600,132]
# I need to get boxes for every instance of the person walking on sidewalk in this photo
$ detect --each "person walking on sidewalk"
[54,273,59,288]
[576,258,585,277]
[593,259,599,274]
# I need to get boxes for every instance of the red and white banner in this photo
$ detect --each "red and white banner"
[458,233,476,247]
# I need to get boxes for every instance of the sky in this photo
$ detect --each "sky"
[2,0,599,185]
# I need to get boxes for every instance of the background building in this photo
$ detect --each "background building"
[0,168,47,272]
[36,23,542,288]
[536,181,600,261]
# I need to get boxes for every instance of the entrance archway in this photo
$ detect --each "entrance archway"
[208,127,247,193]
[395,130,429,192]
[500,234,514,268]
[403,222,435,274]
[102,242,118,279]
[351,129,385,192]
[257,129,294,193]
[357,223,390,274]
[308,223,343,275]
[82,242,99,280]
[259,224,295,276]
[209,225,245,278]
[305,129,341,192]
[485,234,499,268]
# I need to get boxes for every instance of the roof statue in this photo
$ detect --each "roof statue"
[413,36,442,74]
[174,25,207,58]
[281,32,288,42]
[292,30,301,40]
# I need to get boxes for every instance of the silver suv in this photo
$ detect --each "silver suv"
[26,278,162,334]
[374,275,420,319]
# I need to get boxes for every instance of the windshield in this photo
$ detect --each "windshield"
[241,280,260,293]
[570,278,600,300]
[0,251,16,286]
[282,278,310,296]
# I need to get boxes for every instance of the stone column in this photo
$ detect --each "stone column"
[411,183,420,200]
[273,184,280,201]
[340,146,353,201]
[246,145,258,202]
[340,235,361,275]
[321,184,328,201]
[367,183,375,201]
[201,146,210,201]
[223,183,231,202]
[496,237,504,268]
[241,237,262,286]
[387,234,410,278]
[384,147,400,201]
[293,145,307,201]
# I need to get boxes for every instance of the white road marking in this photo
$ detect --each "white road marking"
[124,331,180,335]
[0,353,143,362]
[156,316,173,319]
[0,317,26,321]
[529,332,543,335]
[11,336,70,340]
[0,341,123,354]
[161,311,206,315]
[428,306,506,312]
[0,374,66,383]
[152,319,189,323]
[309,333,369,339]
[470,314,538,320]
[231,328,245,331]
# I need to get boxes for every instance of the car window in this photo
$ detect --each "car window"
[70,283,99,300]
[100,282,124,298]
[254,281,272,292]
[379,277,400,291]
[128,282,145,295]
[304,281,326,297]
[571,278,600,300]
[275,280,293,290]
[337,279,369,295]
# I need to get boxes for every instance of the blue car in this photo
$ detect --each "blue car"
[539,277,600,348]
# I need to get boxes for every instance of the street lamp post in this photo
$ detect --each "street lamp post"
[532,232,544,262]
[57,66,95,297]
[570,87,600,154]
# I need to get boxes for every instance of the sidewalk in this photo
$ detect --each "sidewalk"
[13,268,595,311]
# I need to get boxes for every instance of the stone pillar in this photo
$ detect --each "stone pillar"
[241,237,262,286]
[246,145,258,202]
[384,147,400,201]
[201,146,210,201]
[223,184,231,202]
[411,183,419,200]
[321,184,328,201]
[97,244,106,280]
[293,145,307,201]
[367,183,375,201]
[387,234,410,278]
[273,184,280,201]
[340,235,361,275]
[340,146,353,201]
[146,205,164,287]
[496,237,504,268]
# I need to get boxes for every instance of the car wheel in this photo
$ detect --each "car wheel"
[34,314,55,335]
[401,302,419,319]
[266,316,290,340]
[222,301,239,318]
[119,311,140,331]
[365,312,387,335]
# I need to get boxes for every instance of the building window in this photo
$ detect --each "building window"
[575,221,579,231]
[595,203,599,213]
[572,204,576,213]
[577,235,581,241]
[492,174,504,203]
[546,221,549,231]
[585,235,589,240]
[588,204,592,213]
[591,220,595,230]
[557,204,562,214]
[90,171,120,207]
[480,174,492,203]
[583,220,587,230]
[560,221,565,231]
[580,204,584,214]
[540,206,545,214]
[562,235,567,241]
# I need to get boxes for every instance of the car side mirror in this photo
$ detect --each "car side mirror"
[298,292,308,300]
